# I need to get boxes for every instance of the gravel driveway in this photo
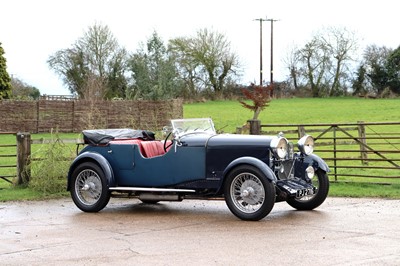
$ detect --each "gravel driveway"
[1,197,399,265]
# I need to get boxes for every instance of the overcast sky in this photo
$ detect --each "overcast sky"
[1,0,398,95]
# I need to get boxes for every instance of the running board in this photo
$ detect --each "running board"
[109,187,196,193]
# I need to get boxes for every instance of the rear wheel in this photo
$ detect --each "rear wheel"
[286,169,329,210]
[70,162,110,212]
[224,165,275,221]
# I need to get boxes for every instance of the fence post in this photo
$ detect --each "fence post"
[16,132,31,185]
[248,120,261,135]
[333,126,338,181]
[357,121,368,165]
[297,126,306,138]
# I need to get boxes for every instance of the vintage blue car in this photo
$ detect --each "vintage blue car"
[67,118,330,221]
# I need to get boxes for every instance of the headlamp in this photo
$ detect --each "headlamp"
[298,135,314,155]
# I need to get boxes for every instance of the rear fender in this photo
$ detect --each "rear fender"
[67,152,115,191]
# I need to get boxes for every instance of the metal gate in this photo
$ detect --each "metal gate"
[260,121,400,182]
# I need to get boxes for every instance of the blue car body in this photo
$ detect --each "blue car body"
[67,118,330,221]
[68,134,278,190]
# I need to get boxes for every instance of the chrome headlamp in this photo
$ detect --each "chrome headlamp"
[305,165,315,179]
[297,135,314,155]
[270,137,289,159]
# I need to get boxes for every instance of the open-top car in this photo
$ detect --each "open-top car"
[67,118,330,221]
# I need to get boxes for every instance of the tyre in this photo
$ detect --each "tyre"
[286,169,329,210]
[224,165,275,221]
[70,162,110,212]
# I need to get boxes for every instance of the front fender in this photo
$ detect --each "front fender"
[67,151,115,191]
[301,153,330,173]
[223,156,277,183]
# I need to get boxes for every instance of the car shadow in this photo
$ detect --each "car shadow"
[69,198,330,225]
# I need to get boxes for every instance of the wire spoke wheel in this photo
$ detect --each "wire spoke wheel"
[231,173,265,213]
[224,165,275,221]
[75,169,103,205]
[70,162,110,212]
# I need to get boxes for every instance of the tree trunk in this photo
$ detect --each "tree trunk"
[330,59,342,96]
[291,67,298,90]
[253,107,261,120]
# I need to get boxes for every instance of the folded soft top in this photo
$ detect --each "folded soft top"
[82,128,155,145]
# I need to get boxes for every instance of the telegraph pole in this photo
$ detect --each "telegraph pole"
[266,18,278,96]
[254,18,267,87]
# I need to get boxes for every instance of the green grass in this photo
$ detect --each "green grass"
[1,97,400,201]
[330,182,400,198]
[187,97,400,198]
[0,132,77,200]
[0,186,67,201]
[184,97,400,133]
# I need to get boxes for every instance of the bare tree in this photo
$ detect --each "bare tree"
[282,44,302,91]
[169,28,240,95]
[10,77,40,99]
[284,27,358,97]
[48,23,128,99]
[82,73,107,100]
[322,27,358,96]
[298,37,330,97]
[168,37,201,98]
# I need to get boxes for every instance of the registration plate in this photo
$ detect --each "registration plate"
[296,187,315,198]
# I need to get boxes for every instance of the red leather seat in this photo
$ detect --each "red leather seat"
[141,141,166,158]
[109,139,142,145]
[109,139,145,155]
[110,139,171,158]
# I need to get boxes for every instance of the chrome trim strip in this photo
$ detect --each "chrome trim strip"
[109,187,196,193]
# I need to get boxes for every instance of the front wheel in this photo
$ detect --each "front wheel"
[70,162,110,212]
[286,169,329,210]
[224,165,275,221]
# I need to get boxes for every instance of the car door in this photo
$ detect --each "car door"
[112,141,207,187]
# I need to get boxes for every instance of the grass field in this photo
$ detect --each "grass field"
[1,97,400,200]
[0,132,78,200]
[184,97,400,133]
[184,97,400,189]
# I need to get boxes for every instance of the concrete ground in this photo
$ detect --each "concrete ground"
[0,197,399,265]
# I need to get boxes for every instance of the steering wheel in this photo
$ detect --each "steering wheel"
[163,131,174,152]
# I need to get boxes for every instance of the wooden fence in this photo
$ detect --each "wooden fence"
[0,132,17,184]
[0,133,80,185]
[250,121,400,182]
[2,121,400,185]
[0,99,183,133]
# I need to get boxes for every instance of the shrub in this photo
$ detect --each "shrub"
[29,135,74,195]
[239,84,271,120]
